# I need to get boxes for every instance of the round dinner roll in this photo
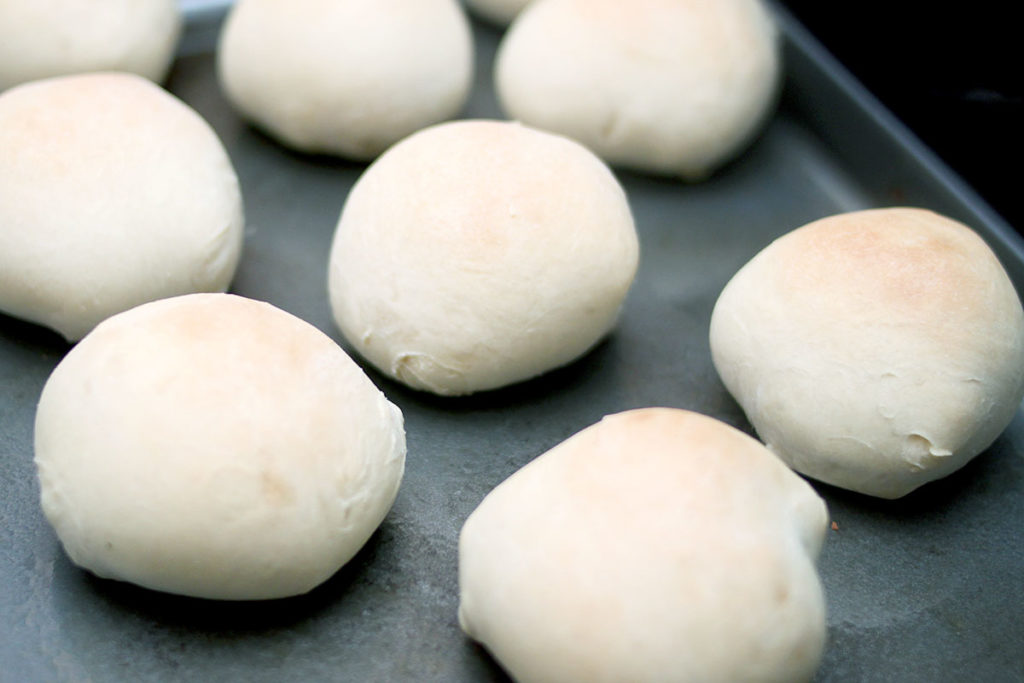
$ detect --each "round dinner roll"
[710,208,1024,499]
[495,0,780,180]
[464,0,532,25]
[0,72,244,342]
[217,0,473,160]
[458,408,829,682]
[328,119,639,396]
[34,294,406,601]
[0,0,182,91]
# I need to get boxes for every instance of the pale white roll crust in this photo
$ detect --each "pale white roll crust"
[0,72,244,341]
[710,208,1024,499]
[464,0,532,25]
[459,408,829,683]
[0,0,182,90]
[34,294,406,601]
[328,119,639,396]
[495,0,780,179]
[217,0,474,160]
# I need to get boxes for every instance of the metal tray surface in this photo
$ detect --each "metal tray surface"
[2,6,1022,682]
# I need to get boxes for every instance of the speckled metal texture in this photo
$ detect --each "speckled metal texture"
[1,7,1022,682]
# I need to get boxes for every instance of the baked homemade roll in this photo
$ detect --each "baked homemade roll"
[34,294,406,600]
[328,119,639,396]
[0,72,243,341]
[0,0,181,90]
[710,207,1024,498]
[218,0,473,160]
[459,408,829,682]
[495,0,780,179]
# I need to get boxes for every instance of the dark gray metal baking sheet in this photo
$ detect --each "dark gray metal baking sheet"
[2,4,1022,682]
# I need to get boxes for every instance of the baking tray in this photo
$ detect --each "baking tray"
[2,4,1022,682]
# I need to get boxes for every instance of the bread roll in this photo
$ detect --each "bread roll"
[34,294,406,601]
[464,0,532,25]
[0,0,182,90]
[0,72,243,341]
[710,208,1024,498]
[459,408,828,682]
[217,0,473,160]
[327,119,639,396]
[495,0,780,179]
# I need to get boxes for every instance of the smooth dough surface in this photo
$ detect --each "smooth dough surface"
[218,0,473,160]
[495,0,780,179]
[464,0,532,25]
[0,72,243,341]
[328,119,639,396]
[0,0,181,90]
[459,408,828,683]
[34,294,406,601]
[710,207,1024,498]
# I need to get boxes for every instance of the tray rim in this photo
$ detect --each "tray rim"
[768,1,1024,272]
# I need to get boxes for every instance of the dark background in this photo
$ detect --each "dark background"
[779,1,1022,234]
